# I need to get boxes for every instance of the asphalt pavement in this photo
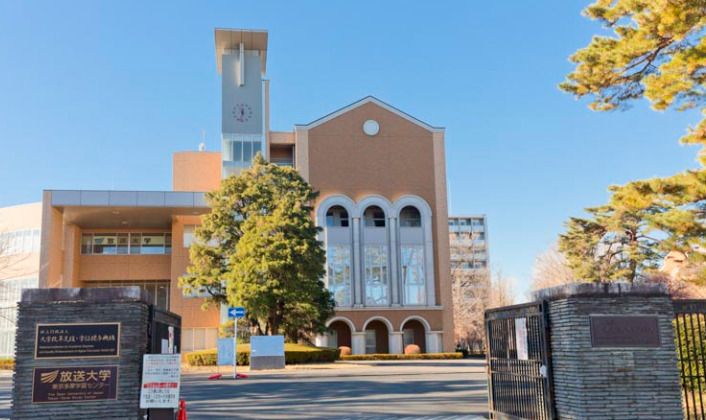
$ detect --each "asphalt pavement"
[180,358,488,419]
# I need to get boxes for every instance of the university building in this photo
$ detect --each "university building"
[3,28,455,354]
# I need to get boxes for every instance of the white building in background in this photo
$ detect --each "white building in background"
[449,215,490,349]
[0,202,42,357]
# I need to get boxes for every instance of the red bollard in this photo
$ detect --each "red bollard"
[177,399,188,420]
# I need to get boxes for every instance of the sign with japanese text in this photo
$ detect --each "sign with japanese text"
[139,354,181,409]
[32,365,118,403]
[35,323,120,359]
[514,318,529,361]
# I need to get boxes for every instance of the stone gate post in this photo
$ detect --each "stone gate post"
[534,283,683,419]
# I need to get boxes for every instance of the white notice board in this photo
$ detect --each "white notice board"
[139,354,181,409]
[250,335,284,357]
[514,318,529,361]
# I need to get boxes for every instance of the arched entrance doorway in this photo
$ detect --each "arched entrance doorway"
[401,319,427,353]
[328,320,352,349]
[365,320,389,354]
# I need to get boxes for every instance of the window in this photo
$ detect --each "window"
[401,245,425,305]
[0,229,40,256]
[92,234,117,255]
[365,330,377,354]
[181,327,218,352]
[326,206,349,227]
[364,245,389,305]
[399,206,422,227]
[84,280,170,310]
[326,245,352,306]
[224,134,263,165]
[183,225,195,248]
[363,206,386,227]
[117,233,129,254]
[81,233,172,255]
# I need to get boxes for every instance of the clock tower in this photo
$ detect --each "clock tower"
[215,29,269,177]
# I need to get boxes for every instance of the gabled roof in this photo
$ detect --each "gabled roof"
[295,96,444,133]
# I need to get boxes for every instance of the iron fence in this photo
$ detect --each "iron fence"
[674,300,706,419]
[485,301,555,420]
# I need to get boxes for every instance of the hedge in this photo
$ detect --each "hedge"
[341,352,463,361]
[0,357,14,370]
[185,343,339,367]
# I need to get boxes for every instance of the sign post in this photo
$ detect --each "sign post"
[139,354,181,409]
[227,306,246,379]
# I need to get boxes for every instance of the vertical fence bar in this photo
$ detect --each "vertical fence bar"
[676,313,691,419]
[693,313,706,418]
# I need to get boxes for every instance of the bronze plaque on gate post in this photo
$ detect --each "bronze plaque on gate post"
[32,365,118,403]
[590,315,661,347]
[35,323,120,359]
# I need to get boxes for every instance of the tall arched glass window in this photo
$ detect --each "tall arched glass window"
[362,205,389,306]
[326,206,349,227]
[324,205,352,306]
[399,205,425,304]
[363,206,386,227]
[399,206,421,227]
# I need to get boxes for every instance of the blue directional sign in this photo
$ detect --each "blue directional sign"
[228,306,246,319]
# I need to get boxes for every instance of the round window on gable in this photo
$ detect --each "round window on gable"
[363,120,380,136]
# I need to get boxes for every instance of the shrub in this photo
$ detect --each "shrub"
[339,346,352,356]
[404,344,421,355]
[341,352,463,361]
[0,358,14,370]
[185,349,219,366]
[185,343,339,366]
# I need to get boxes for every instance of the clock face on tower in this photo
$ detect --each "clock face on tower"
[232,103,253,123]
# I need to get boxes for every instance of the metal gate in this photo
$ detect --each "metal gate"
[674,300,706,419]
[485,301,555,420]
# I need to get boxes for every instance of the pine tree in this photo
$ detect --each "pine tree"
[560,0,706,163]
[558,0,706,283]
[180,154,334,341]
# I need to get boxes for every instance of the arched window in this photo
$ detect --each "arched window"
[326,206,350,227]
[399,206,421,227]
[363,206,386,227]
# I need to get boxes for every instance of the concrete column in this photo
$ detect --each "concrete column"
[351,332,366,355]
[533,283,684,419]
[425,332,442,353]
[389,332,404,354]
[389,217,400,306]
[352,217,363,307]
[423,214,436,306]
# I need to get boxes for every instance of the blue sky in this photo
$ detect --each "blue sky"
[0,1,701,298]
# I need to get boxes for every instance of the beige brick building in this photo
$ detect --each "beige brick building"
[6,28,455,354]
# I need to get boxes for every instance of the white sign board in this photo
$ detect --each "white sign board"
[139,354,181,409]
[515,318,529,361]
[250,335,284,357]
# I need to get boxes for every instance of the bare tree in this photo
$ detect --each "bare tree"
[488,269,515,309]
[531,244,574,291]
[451,264,489,354]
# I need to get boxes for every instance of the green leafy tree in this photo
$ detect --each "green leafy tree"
[558,0,706,283]
[180,154,334,341]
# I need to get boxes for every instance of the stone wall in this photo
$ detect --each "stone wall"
[12,288,151,419]
[536,283,683,419]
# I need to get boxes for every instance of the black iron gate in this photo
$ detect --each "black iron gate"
[674,300,706,419]
[485,301,555,420]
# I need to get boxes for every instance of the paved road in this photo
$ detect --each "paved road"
[0,359,488,419]
[181,359,488,419]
